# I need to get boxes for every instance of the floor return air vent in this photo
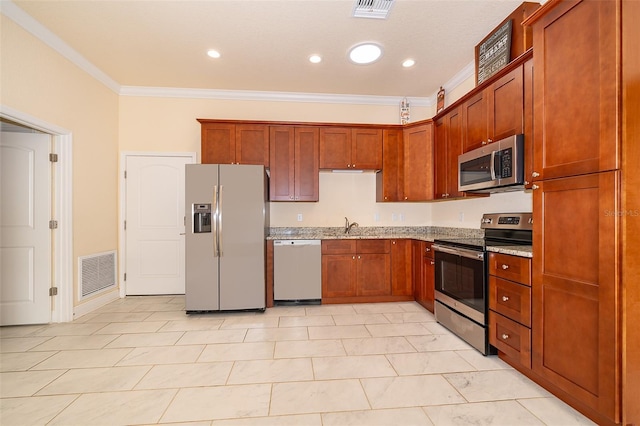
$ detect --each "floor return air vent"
[79,251,117,299]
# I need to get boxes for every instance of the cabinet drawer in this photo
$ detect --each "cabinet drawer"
[489,276,531,327]
[357,239,390,254]
[489,311,531,369]
[488,252,531,285]
[322,240,356,255]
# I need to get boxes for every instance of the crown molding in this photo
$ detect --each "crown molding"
[1,0,121,93]
[119,86,434,107]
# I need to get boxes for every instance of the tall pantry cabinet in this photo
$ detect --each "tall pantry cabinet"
[525,1,639,424]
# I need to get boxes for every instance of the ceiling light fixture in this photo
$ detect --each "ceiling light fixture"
[309,54,322,64]
[402,59,416,68]
[349,43,383,64]
[207,49,221,58]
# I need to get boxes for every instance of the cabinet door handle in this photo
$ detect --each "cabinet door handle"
[352,164,356,168]
[501,264,509,270]
[481,141,487,145]
[532,171,540,178]
[502,295,510,302]
[430,261,435,265]
[501,334,510,340]
[487,138,493,143]
[358,255,361,259]
[532,184,540,190]
[425,247,431,252]
[352,256,356,260]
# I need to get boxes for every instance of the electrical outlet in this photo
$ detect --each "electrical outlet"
[459,212,464,222]
[399,213,405,222]
[392,213,397,222]
[297,213,303,222]
[374,212,380,222]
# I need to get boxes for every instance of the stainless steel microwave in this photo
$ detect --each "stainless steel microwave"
[458,134,525,193]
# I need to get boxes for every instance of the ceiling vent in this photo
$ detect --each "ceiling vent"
[352,0,395,19]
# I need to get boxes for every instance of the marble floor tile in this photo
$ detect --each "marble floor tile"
[278,315,335,327]
[406,334,474,352]
[0,324,46,338]
[331,313,390,325]
[30,348,133,370]
[176,329,247,345]
[0,351,57,372]
[212,413,322,425]
[353,303,408,314]
[422,321,455,335]
[135,362,233,389]
[304,305,358,316]
[444,370,551,402]
[93,320,168,334]
[105,331,184,348]
[30,322,108,336]
[244,327,308,342]
[274,339,346,359]
[322,407,433,426]
[36,366,150,395]
[383,311,437,324]
[386,351,476,375]
[219,316,280,329]
[455,350,512,371]
[31,334,118,351]
[424,400,545,425]
[84,312,153,323]
[198,342,275,362]
[0,394,78,425]
[161,384,271,423]
[261,306,308,317]
[158,318,224,332]
[365,323,432,337]
[312,355,396,379]
[227,358,313,384]
[361,375,466,409]
[308,325,371,340]
[0,370,65,397]
[117,345,204,366]
[341,336,416,355]
[48,389,177,425]
[0,336,53,352]
[270,379,370,415]
[518,397,597,425]
[144,310,192,321]
[398,302,432,313]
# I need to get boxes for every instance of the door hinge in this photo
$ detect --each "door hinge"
[124,273,127,281]
[49,153,58,162]
[124,170,127,179]
[49,220,58,229]
[124,220,126,230]
[49,287,58,296]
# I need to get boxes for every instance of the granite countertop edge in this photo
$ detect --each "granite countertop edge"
[487,245,533,258]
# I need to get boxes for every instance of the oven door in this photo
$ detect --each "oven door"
[433,244,486,324]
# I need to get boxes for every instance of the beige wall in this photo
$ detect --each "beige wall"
[1,17,120,307]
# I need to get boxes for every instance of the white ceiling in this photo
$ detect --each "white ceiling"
[9,0,531,100]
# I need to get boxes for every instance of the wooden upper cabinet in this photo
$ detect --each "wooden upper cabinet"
[402,122,434,201]
[320,127,382,170]
[200,122,269,166]
[376,129,403,202]
[269,126,319,202]
[462,91,488,152]
[488,65,524,142]
[434,107,465,199]
[531,0,617,180]
[523,58,535,188]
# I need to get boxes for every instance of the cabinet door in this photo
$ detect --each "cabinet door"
[201,123,236,164]
[351,128,382,170]
[319,127,351,169]
[322,254,357,298]
[532,171,618,420]
[523,58,535,188]
[376,129,403,202]
[412,241,426,305]
[235,124,269,166]
[446,108,464,198]
[391,240,412,296]
[403,123,434,201]
[269,126,295,201]
[422,254,435,313]
[433,117,448,199]
[356,253,391,296]
[488,66,524,141]
[532,0,617,180]
[295,127,319,201]
[462,91,488,152]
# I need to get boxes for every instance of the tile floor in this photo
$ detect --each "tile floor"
[0,296,596,425]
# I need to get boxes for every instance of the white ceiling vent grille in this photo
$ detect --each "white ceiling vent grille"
[79,251,117,300]
[352,0,395,19]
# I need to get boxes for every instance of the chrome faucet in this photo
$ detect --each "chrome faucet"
[344,217,359,234]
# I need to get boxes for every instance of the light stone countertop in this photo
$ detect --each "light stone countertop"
[487,245,533,258]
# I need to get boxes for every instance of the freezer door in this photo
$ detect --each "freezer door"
[218,164,266,310]
[185,164,220,311]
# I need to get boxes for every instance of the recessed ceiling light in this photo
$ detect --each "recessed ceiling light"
[207,49,221,58]
[402,59,416,68]
[349,43,382,64]
[309,54,322,64]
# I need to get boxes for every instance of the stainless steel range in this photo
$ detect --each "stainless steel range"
[432,213,533,355]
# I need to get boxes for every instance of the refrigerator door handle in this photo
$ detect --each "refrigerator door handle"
[213,185,219,257]
[218,185,224,256]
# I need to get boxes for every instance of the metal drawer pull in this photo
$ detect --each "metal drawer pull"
[502,295,509,302]
[501,264,509,270]
[502,334,510,340]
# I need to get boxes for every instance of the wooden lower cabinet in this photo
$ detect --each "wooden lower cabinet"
[413,241,434,312]
[322,239,414,304]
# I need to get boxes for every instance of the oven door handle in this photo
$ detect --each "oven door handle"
[432,244,485,260]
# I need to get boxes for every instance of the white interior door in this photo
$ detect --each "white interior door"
[125,154,193,295]
[1,131,52,325]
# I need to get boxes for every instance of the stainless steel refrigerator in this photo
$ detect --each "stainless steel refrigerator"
[185,164,268,312]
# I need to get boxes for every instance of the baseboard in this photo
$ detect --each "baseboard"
[73,289,120,320]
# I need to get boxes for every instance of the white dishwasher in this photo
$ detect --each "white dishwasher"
[273,240,322,305]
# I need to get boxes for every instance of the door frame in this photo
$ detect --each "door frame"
[119,151,197,297]
[1,105,74,323]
